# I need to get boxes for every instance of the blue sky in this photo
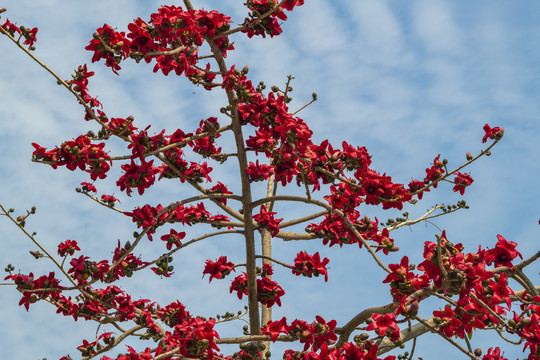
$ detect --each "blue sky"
[1,1,539,359]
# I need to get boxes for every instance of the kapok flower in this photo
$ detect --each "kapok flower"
[482,124,504,143]
[366,313,400,341]
[292,251,330,281]
[58,240,80,257]
[485,234,522,268]
[203,256,235,282]
[262,317,289,342]
[452,171,474,195]
[253,205,283,237]
[160,229,185,250]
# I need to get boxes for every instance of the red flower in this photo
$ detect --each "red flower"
[424,154,445,186]
[366,313,400,340]
[229,273,248,299]
[292,251,330,281]
[80,182,96,192]
[262,317,289,342]
[1,19,21,36]
[253,205,283,237]
[58,240,80,257]
[432,306,461,337]
[408,179,429,199]
[116,159,159,196]
[452,171,474,195]
[312,316,338,351]
[22,26,38,49]
[203,256,235,282]
[160,229,185,250]
[482,124,503,143]
[246,160,274,182]
[257,277,285,307]
[101,194,119,206]
[209,182,232,205]
[482,347,508,360]
[485,234,522,268]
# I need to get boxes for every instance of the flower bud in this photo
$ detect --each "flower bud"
[466,152,473,161]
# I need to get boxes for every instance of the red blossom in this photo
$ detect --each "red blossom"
[366,313,400,341]
[257,276,285,307]
[482,347,508,360]
[116,159,159,196]
[21,26,38,48]
[432,306,462,338]
[209,182,233,205]
[408,179,429,199]
[482,124,504,143]
[101,194,120,206]
[160,229,185,250]
[253,205,283,237]
[262,317,289,342]
[1,19,21,36]
[452,171,474,195]
[292,251,330,281]
[203,256,235,282]
[80,182,97,192]
[58,240,81,257]
[246,160,274,181]
[424,154,445,187]
[485,234,523,268]
[229,273,248,299]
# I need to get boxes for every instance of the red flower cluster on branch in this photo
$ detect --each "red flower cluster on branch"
[31,135,111,180]
[292,251,330,281]
[203,256,235,282]
[230,268,285,308]
[2,1,529,359]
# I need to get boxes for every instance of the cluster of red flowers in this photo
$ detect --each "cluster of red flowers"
[378,232,540,358]
[203,256,235,282]
[57,239,81,257]
[125,202,230,242]
[230,265,285,307]
[66,251,137,285]
[68,64,104,121]
[4,272,63,311]
[31,135,111,180]
[3,2,527,360]
[253,205,283,237]
[241,0,305,38]
[85,6,233,78]
[262,316,337,350]
[0,18,38,48]
[117,159,159,196]
[261,316,395,360]
[292,251,330,281]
